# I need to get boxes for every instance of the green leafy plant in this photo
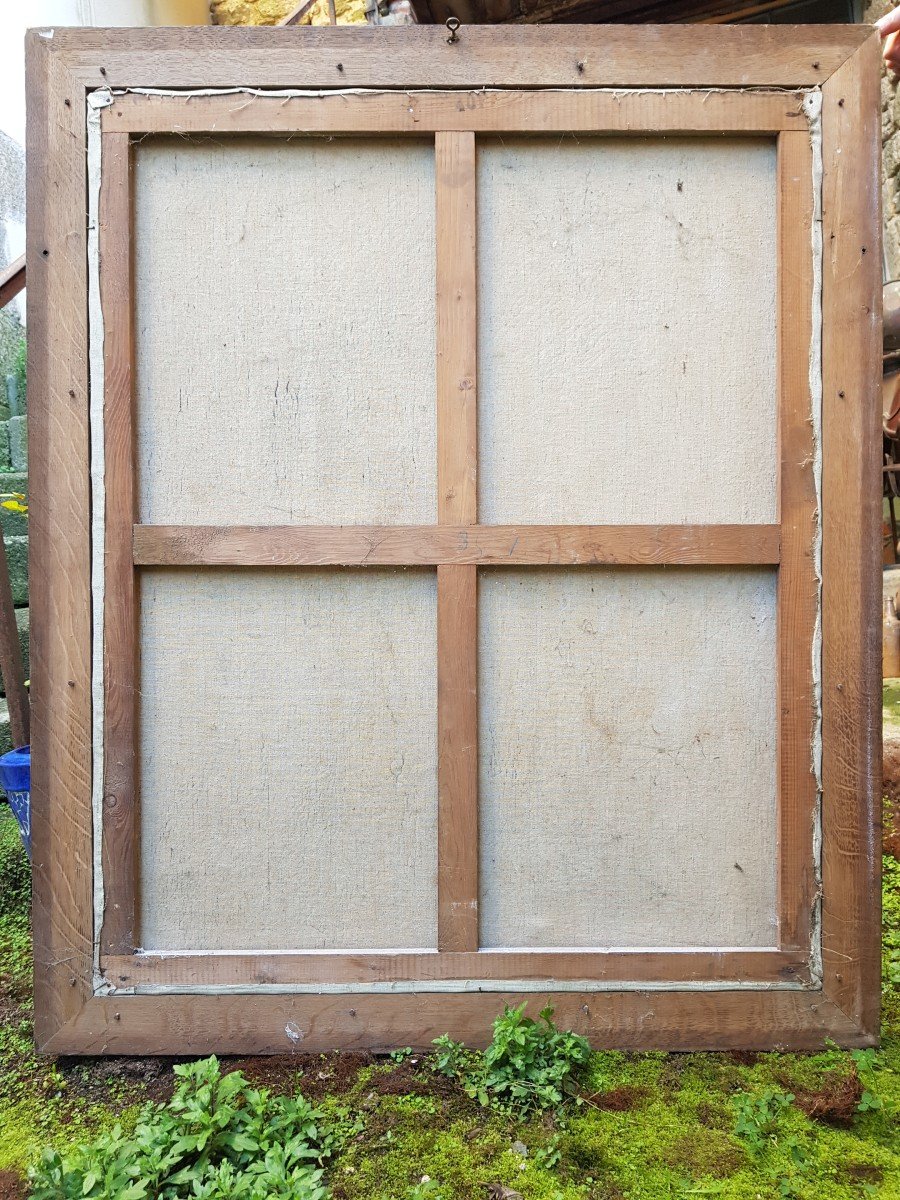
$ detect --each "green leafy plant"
[732,1088,794,1157]
[432,1032,477,1078]
[532,1132,562,1170]
[884,855,900,996]
[857,1089,883,1113]
[433,1003,591,1114]
[407,1177,444,1199]
[775,1133,812,1197]
[851,1047,884,1114]
[732,1089,812,1198]
[28,1056,332,1199]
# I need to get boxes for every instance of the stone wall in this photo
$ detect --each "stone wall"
[0,132,25,392]
[211,0,367,23]
[867,1,900,278]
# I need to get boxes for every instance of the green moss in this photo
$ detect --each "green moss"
[0,1094,140,1175]
[331,1109,590,1200]
[0,809,29,919]
[0,796,899,1197]
[0,810,32,1055]
[884,679,900,731]
[885,855,900,1014]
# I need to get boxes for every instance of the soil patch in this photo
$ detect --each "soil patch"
[0,1170,26,1200]
[50,1051,460,1111]
[362,1057,462,1102]
[728,1050,761,1067]
[581,1085,649,1112]
[227,1051,373,1101]
[792,1070,862,1124]
[695,1101,725,1128]
[0,990,27,1032]
[55,1056,185,1106]
[843,1163,884,1184]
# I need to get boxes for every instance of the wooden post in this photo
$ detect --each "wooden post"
[0,540,28,749]
[436,130,478,953]
[0,254,30,749]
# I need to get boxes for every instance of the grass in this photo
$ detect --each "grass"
[0,794,898,1197]
[883,679,900,736]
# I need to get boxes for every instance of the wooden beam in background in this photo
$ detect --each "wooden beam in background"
[0,255,25,310]
[278,0,318,24]
[413,0,810,26]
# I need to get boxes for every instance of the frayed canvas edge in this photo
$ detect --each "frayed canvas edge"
[88,84,825,998]
[111,84,809,100]
[88,87,115,996]
[803,89,824,988]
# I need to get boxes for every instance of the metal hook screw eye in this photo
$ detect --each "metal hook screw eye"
[446,16,460,43]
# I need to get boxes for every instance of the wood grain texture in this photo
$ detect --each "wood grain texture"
[102,89,810,136]
[436,131,476,525]
[40,989,872,1056]
[437,565,478,952]
[775,132,818,953]
[820,37,882,1040]
[0,536,29,749]
[133,524,782,567]
[436,130,478,952]
[41,25,869,90]
[99,133,138,957]
[31,26,881,1053]
[27,37,96,1047]
[0,254,25,309]
[103,948,809,988]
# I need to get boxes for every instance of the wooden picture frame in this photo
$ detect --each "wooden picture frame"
[27,24,881,1054]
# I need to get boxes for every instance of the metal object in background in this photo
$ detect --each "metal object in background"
[0,745,30,858]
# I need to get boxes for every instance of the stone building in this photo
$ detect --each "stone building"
[0,131,24,388]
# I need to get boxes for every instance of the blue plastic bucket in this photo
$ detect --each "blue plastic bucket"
[0,746,30,859]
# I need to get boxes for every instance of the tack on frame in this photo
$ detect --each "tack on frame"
[26,24,881,1054]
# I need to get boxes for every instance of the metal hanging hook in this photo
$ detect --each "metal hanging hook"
[445,16,460,44]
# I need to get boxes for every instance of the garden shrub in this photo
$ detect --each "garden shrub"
[28,1056,332,1199]
[433,1003,591,1114]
